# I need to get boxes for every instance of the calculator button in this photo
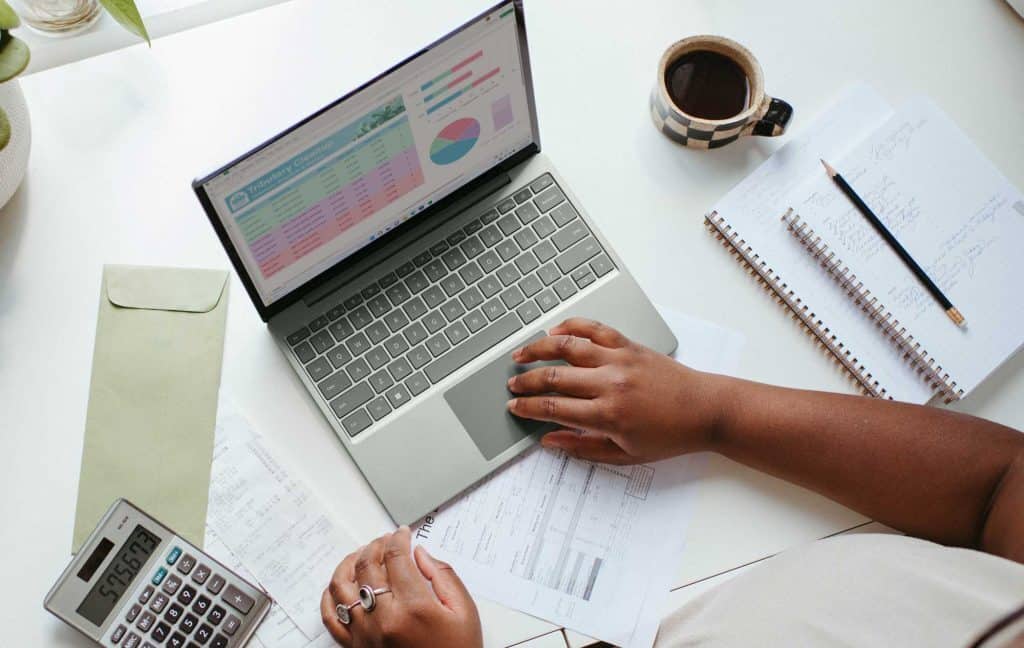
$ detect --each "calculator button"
[126,604,142,623]
[191,564,211,585]
[152,567,168,586]
[111,624,127,643]
[180,613,198,635]
[124,633,142,648]
[222,616,241,636]
[207,605,225,626]
[139,585,155,605]
[150,593,169,613]
[222,584,255,615]
[165,602,184,624]
[211,636,228,648]
[206,573,226,595]
[195,624,214,644]
[152,622,171,642]
[162,574,183,596]
[167,632,187,648]
[137,611,156,632]
[177,554,197,575]
[178,584,197,605]
[166,547,182,565]
[194,594,212,616]
[143,643,157,648]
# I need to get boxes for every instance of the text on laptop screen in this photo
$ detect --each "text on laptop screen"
[201,2,533,307]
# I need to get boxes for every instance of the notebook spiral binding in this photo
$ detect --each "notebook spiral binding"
[704,210,961,403]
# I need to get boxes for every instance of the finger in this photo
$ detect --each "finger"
[507,364,602,398]
[512,334,611,368]
[354,535,390,590]
[414,546,474,613]
[328,552,359,606]
[548,318,630,349]
[321,587,353,646]
[540,430,638,465]
[383,526,431,599]
[507,395,601,429]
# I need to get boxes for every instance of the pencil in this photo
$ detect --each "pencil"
[819,159,965,327]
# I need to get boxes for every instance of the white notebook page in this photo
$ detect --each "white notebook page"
[794,97,1024,396]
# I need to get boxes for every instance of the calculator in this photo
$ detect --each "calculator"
[45,499,272,648]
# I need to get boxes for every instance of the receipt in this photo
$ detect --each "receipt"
[207,402,357,641]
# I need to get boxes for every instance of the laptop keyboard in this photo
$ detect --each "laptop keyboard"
[283,173,616,438]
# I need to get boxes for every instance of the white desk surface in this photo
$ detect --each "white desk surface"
[2,1,1023,646]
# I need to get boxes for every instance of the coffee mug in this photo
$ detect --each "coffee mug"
[650,35,793,149]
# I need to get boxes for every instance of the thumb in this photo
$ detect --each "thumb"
[540,430,637,464]
[414,546,474,613]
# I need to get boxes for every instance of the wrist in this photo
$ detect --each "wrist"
[698,372,745,453]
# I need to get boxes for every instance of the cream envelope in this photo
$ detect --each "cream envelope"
[72,265,229,552]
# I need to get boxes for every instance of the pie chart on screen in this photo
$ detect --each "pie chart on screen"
[430,118,481,165]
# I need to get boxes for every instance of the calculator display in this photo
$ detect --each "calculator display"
[76,525,162,626]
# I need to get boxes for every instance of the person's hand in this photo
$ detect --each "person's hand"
[506,318,731,464]
[320,527,482,648]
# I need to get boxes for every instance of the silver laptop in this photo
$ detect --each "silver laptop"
[193,0,675,524]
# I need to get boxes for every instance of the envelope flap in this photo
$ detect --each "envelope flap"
[106,265,229,313]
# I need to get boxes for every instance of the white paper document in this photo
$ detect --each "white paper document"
[413,306,744,647]
[207,402,357,642]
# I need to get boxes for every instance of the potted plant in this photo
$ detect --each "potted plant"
[0,0,147,208]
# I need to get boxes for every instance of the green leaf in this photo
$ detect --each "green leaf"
[0,32,30,82]
[0,0,20,31]
[0,105,10,152]
[98,0,150,45]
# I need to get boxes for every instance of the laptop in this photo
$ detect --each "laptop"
[193,0,676,524]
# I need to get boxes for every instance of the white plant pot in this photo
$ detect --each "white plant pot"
[0,79,31,209]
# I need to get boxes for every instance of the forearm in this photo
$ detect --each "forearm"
[707,375,1024,554]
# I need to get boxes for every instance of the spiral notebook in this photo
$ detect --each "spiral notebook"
[705,85,1024,404]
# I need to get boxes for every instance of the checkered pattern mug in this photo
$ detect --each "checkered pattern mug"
[650,35,793,149]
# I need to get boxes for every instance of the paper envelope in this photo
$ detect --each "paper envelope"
[73,265,229,552]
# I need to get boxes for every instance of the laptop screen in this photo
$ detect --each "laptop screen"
[197,1,536,309]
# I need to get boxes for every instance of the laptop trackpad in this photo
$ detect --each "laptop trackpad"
[444,333,562,460]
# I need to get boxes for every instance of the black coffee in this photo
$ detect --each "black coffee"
[665,50,749,119]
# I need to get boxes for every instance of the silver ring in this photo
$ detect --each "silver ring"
[335,600,360,625]
[358,585,392,612]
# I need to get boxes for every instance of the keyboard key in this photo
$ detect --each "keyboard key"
[536,289,559,312]
[222,585,254,615]
[479,275,502,298]
[519,274,543,297]
[112,624,127,643]
[514,228,539,249]
[423,311,446,333]
[349,306,373,329]
[408,346,432,369]
[378,272,398,289]
[553,277,579,301]
[403,321,428,346]
[180,613,198,634]
[327,304,346,321]
[123,633,141,648]
[177,585,197,606]
[162,575,182,596]
[385,384,412,409]
[286,328,310,345]
[424,259,447,282]
[446,230,466,246]
[426,333,451,357]
[496,198,517,213]
[405,271,429,294]
[153,569,168,586]
[537,263,561,286]
[346,332,371,356]
[534,186,566,212]
[514,252,539,274]
[463,218,483,235]
[482,298,506,321]
[460,236,485,259]
[513,187,533,204]
[500,286,525,309]
[151,593,169,613]
[550,202,579,227]
[555,236,602,274]
[318,371,352,400]
[403,296,428,320]
[341,409,373,437]
[206,574,225,596]
[497,214,521,236]
[572,265,595,285]
[344,294,364,309]
[329,382,374,419]
[138,611,156,632]
[477,250,501,273]
[326,344,352,369]
[207,605,225,626]
[533,215,556,239]
[388,357,413,381]
[309,330,334,354]
[396,262,415,277]
[308,315,329,332]
[329,318,353,342]
[366,321,389,345]
[412,251,432,266]
[369,370,394,393]
[422,285,446,309]
[367,295,392,317]
[458,261,484,285]
[459,286,484,310]
[424,312,523,384]
[165,603,184,624]
[441,299,465,322]
[306,356,332,382]
[496,240,519,262]
[529,174,554,192]
[193,594,211,615]
[552,221,589,251]
[139,586,155,605]
[361,284,381,300]
[384,334,409,358]
[152,623,171,643]
[590,254,615,277]
[166,632,185,648]
[441,248,467,271]
[367,397,392,421]
[346,357,371,382]
[479,225,503,247]
[385,283,411,306]
[405,372,430,396]
[127,604,142,622]
[533,239,557,263]
[440,274,465,297]
[496,264,521,286]
[463,309,488,333]
[211,636,228,648]
[515,202,541,224]
[366,346,389,370]
[194,624,213,644]
[222,616,241,636]
[445,321,470,345]
[517,301,542,324]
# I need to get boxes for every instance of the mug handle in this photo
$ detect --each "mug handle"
[750,96,794,137]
